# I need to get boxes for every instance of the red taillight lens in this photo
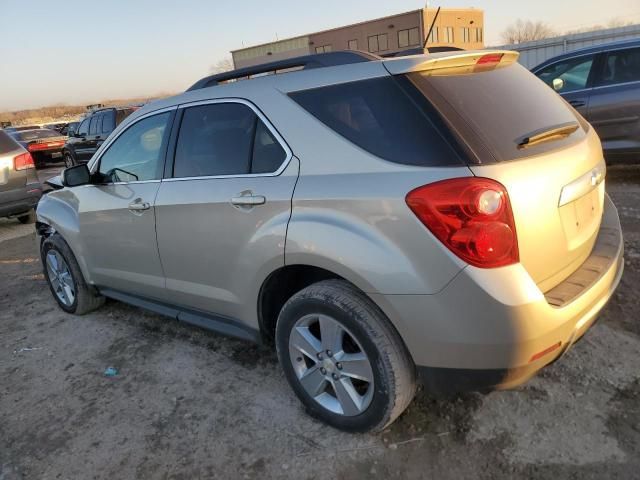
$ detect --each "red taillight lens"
[406,177,519,268]
[14,152,35,171]
[28,141,64,152]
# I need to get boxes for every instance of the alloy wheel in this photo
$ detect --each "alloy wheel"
[46,250,75,307]
[288,313,374,416]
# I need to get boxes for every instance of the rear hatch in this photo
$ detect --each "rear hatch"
[387,52,605,292]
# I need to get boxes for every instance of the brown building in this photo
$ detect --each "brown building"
[231,8,484,68]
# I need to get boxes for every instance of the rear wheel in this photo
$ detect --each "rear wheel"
[276,280,416,432]
[41,234,105,315]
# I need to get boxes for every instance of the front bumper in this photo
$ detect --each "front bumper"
[371,193,624,393]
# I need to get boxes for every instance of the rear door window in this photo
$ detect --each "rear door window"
[289,77,463,166]
[536,55,595,93]
[596,47,640,86]
[173,102,287,178]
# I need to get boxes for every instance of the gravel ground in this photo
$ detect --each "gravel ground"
[0,166,639,479]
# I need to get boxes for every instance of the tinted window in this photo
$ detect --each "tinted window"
[0,131,21,154]
[174,103,257,178]
[101,110,116,134]
[252,120,287,173]
[409,63,586,162]
[98,112,170,183]
[289,77,463,166]
[597,47,640,86]
[13,129,61,141]
[537,55,594,92]
[89,114,100,135]
[78,118,90,135]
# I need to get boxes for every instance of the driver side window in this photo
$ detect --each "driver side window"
[98,112,171,183]
[537,55,595,93]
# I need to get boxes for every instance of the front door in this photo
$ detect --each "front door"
[535,53,597,118]
[155,101,298,323]
[76,109,175,298]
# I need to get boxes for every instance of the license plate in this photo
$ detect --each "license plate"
[50,152,62,158]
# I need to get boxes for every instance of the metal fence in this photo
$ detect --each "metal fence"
[492,24,640,69]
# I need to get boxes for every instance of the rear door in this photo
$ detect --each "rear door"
[86,113,102,157]
[155,100,298,321]
[587,46,640,159]
[404,58,605,292]
[98,109,116,149]
[534,53,598,117]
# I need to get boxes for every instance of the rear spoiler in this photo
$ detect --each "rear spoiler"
[383,50,520,76]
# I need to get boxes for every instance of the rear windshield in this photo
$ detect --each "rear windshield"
[406,63,586,162]
[289,77,464,167]
[12,129,61,141]
[0,131,21,154]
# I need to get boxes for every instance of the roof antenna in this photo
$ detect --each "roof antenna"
[423,5,441,49]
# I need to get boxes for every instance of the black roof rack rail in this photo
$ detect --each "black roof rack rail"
[187,50,380,91]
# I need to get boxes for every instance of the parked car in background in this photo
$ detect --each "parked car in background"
[8,129,67,168]
[0,130,42,223]
[37,50,623,432]
[533,39,640,163]
[42,122,67,132]
[60,121,79,137]
[62,107,138,166]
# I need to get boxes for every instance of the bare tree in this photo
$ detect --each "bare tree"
[211,57,234,73]
[501,19,556,44]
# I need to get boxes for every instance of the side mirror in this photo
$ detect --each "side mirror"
[62,163,91,187]
[552,78,564,91]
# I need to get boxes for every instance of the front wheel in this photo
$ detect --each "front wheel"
[276,280,416,432]
[41,234,105,315]
[63,151,76,168]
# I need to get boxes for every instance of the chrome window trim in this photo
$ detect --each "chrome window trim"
[162,97,293,183]
[88,106,178,176]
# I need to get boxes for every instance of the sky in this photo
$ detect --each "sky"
[1,0,639,111]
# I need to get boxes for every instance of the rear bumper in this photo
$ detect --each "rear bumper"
[0,183,43,218]
[371,193,624,393]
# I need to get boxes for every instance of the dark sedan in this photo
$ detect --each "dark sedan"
[532,39,640,163]
[8,128,67,168]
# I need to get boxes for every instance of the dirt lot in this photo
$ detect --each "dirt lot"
[1,166,639,479]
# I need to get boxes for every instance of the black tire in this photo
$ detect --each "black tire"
[17,210,36,224]
[41,234,105,315]
[276,279,416,433]
[63,150,76,168]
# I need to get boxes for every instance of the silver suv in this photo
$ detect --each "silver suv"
[36,50,624,432]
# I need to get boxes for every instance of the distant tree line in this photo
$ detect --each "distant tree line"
[0,94,173,126]
[500,17,635,45]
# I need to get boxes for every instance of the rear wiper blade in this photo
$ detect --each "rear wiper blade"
[516,122,579,149]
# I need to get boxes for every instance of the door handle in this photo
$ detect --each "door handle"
[230,195,266,206]
[128,201,150,211]
[569,100,586,108]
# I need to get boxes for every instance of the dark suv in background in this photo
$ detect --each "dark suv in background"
[533,39,640,163]
[62,106,138,166]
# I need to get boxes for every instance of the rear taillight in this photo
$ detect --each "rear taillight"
[406,177,519,268]
[14,152,35,171]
